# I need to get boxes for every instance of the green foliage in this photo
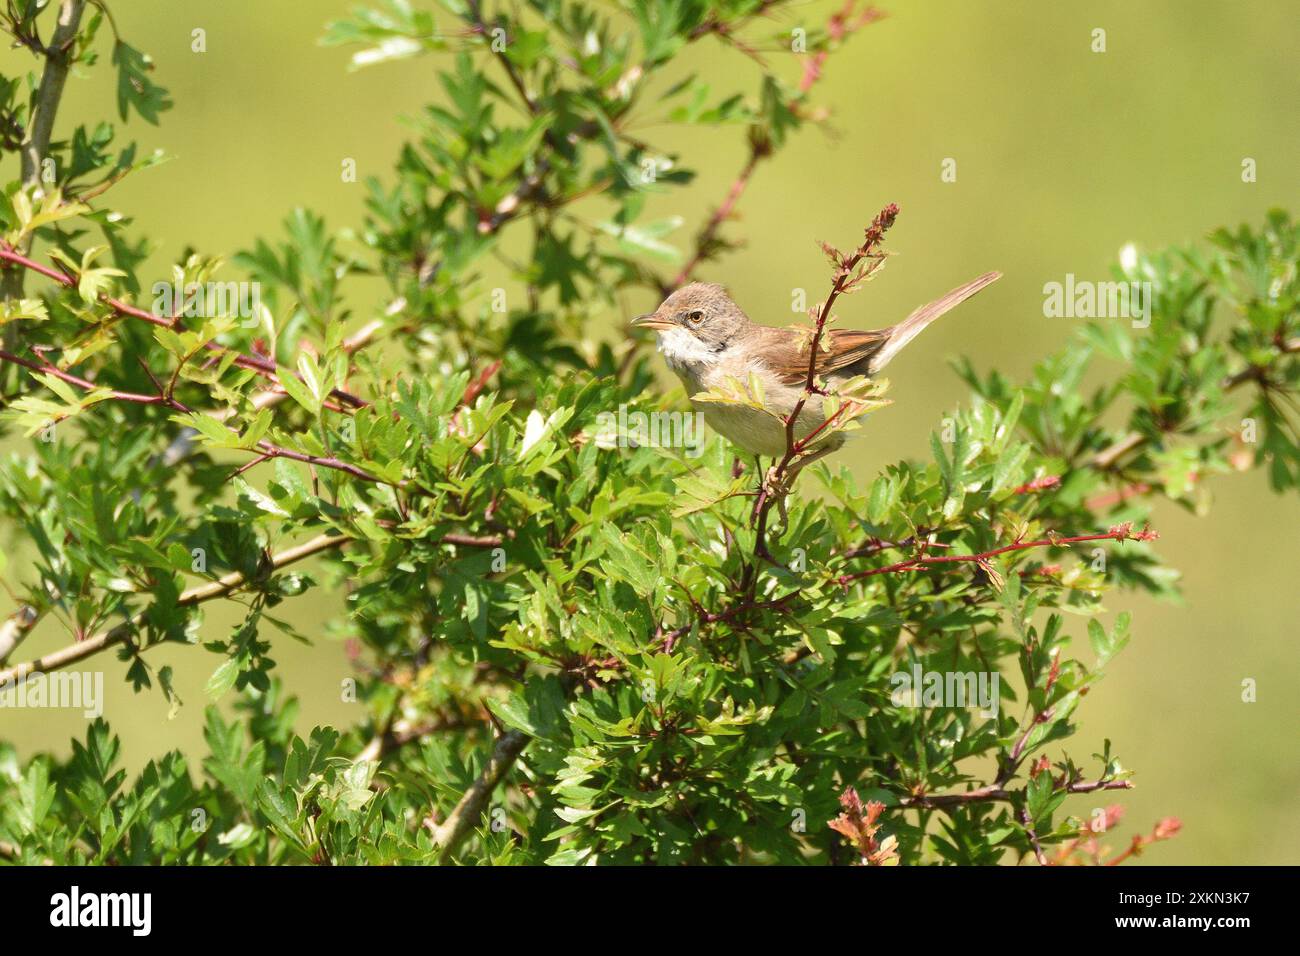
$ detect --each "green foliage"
[0,1,1296,866]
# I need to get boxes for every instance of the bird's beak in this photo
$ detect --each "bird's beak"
[631,311,673,331]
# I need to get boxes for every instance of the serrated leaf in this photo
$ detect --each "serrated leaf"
[277,365,320,415]
[205,658,239,699]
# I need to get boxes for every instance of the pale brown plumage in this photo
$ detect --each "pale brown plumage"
[632,271,1001,458]
[754,272,1002,384]
[748,325,889,384]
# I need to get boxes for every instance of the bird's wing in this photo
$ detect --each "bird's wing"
[758,326,889,386]
[760,271,1002,384]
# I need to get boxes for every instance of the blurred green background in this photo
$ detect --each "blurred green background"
[2,0,1296,864]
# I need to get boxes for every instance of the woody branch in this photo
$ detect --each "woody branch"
[0,522,504,688]
[0,532,349,687]
[0,0,87,303]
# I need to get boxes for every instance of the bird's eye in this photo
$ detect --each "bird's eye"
[685,310,704,325]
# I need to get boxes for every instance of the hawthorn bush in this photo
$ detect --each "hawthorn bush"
[0,1,1295,865]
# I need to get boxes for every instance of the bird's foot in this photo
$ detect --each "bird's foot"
[762,463,793,500]
[762,464,792,528]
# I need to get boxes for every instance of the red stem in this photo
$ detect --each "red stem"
[898,777,1132,810]
[0,348,388,487]
[671,4,884,292]
[670,147,764,290]
[657,523,1155,650]
[750,204,899,553]
[0,243,369,409]
[836,524,1157,586]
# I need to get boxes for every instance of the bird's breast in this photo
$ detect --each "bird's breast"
[653,329,843,456]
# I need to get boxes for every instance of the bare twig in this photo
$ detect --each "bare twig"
[795,3,886,93]
[354,709,486,765]
[656,523,1156,650]
[667,139,768,292]
[1019,805,1048,865]
[836,523,1157,586]
[0,605,39,665]
[440,532,505,548]
[0,533,348,686]
[750,204,898,557]
[896,776,1132,810]
[0,0,87,303]
[430,728,530,864]
[163,318,387,465]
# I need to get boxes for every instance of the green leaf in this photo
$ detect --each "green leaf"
[113,41,173,123]
[205,658,240,699]
[1088,612,1131,668]
[170,412,241,449]
[1024,773,1064,824]
[256,781,310,857]
[277,365,320,415]
[596,217,684,263]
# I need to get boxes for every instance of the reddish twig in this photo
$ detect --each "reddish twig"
[897,776,1133,810]
[659,592,798,653]
[838,535,954,560]
[669,142,768,291]
[1084,482,1153,511]
[997,705,1056,787]
[669,4,884,292]
[1012,475,1060,495]
[658,506,1155,667]
[836,523,1158,586]
[460,359,501,407]
[1,347,167,404]
[0,243,369,409]
[750,204,899,557]
[798,3,886,93]
[0,348,387,486]
[1101,817,1182,866]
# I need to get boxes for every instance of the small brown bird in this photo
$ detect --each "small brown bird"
[632,271,1001,469]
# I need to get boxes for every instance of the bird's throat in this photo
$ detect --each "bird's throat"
[655,327,720,381]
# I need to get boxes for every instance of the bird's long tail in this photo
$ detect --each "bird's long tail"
[869,271,1002,374]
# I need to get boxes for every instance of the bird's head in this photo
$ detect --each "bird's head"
[631,282,749,355]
